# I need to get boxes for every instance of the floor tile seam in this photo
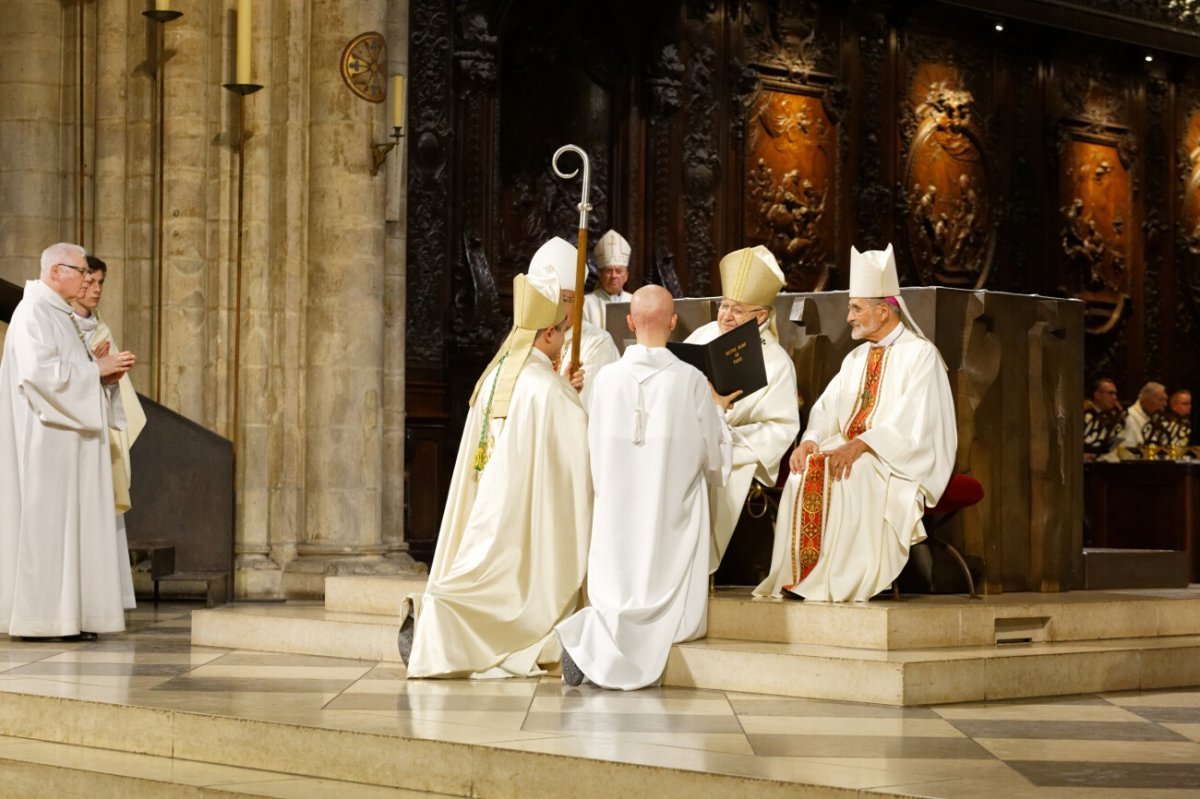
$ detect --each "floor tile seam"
[320,657,390,711]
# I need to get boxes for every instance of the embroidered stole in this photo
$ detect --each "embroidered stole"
[785,345,890,589]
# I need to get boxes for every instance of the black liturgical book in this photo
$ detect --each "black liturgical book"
[667,320,768,398]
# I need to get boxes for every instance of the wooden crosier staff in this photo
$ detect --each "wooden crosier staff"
[551,144,591,374]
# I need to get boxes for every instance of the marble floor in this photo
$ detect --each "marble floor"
[1,603,1199,798]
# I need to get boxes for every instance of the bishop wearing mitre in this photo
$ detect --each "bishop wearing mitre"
[684,246,800,571]
[583,229,634,330]
[398,239,591,678]
[755,244,957,602]
[542,237,620,407]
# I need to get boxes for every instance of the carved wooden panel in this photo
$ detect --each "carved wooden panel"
[902,64,993,288]
[1059,129,1134,334]
[744,86,836,290]
[1054,64,1137,337]
[1180,105,1200,338]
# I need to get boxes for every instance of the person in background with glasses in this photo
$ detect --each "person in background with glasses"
[682,245,800,574]
[0,242,137,642]
[70,255,147,614]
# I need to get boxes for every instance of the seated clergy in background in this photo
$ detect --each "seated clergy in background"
[1166,389,1192,447]
[536,236,620,407]
[755,244,956,602]
[684,245,799,572]
[1083,377,1125,462]
[398,244,591,678]
[583,229,633,330]
[556,286,733,690]
[1119,381,1168,452]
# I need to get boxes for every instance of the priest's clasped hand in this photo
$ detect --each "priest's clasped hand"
[568,366,585,393]
[97,346,136,385]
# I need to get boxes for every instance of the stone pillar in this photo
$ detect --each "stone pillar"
[382,0,414,565]
[0,3,68,283]
[159,5,220,428]
[291,0,405,594]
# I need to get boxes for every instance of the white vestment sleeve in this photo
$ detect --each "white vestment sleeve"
[15,311,104,434]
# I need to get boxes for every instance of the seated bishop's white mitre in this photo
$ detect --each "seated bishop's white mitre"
[848,243,928,340]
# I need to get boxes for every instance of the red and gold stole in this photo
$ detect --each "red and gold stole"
[785,452,830,589]
[846,345,890,440]
[785,344,892,590]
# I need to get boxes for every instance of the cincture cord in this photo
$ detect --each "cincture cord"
[67,311,94,361]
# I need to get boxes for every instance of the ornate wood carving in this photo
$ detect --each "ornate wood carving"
[744,86,835,290]
[683,14,719,298]
[901,63,993,288]
[739,1,839,291]
[1056,68,1137,335]
[852,12,892,258]
[406,0,453,364]
[1179,97,1200,342]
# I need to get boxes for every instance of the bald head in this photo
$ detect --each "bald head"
[627,285,676,347]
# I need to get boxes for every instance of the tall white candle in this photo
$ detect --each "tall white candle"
[236,0,252,84]
[392,75,406,130]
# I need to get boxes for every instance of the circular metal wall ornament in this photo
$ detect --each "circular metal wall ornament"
[340,32,387,103]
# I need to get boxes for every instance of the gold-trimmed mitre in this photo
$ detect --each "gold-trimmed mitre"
[719,246,785,308]
[593,230,631,270]
[469,249,568,419]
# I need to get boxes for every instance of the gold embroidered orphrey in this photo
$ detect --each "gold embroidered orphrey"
[340,32,387,103]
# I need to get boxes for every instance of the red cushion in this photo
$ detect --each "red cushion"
[927,473,984,515]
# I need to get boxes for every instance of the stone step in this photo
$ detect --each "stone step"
[708,588,1200,649]
[324,574,427,615]
[192,602,404,663]
[192,602,1200,705]
[321,575,1200,651]
[0,736,432,798]
[664,633,1200,705]
[0,691,867,799]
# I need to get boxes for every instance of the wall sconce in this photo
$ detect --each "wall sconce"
[371,74,406,176]
[144,0,182,24]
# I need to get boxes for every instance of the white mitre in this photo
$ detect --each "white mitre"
[530,235,580,293]
[848,243,927,340]
[593,230,631,270]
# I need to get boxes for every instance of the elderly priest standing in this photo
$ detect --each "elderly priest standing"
[755,244,956,602]
[684,246,800,571]
[556,285,733,690]
[0,243,136,639]
[398,240,591,678]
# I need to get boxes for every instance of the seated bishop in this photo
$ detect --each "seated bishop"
[583,230,634,330]
[684,245,800,572]
[398,240,591,678]
[755,244,957,602]
[556,285,733,690]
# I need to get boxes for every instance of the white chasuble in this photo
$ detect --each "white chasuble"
[0,280,128,636]
[755,326,956,602]
[558,319,620,408]
[583,289,632,330]
[402,348,592,678]
[556,346,731,690]
[684,320,799,572]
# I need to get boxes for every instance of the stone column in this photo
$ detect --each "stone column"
[0,3,68,283]
[291,0,403,594]
[382,0,415,567]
